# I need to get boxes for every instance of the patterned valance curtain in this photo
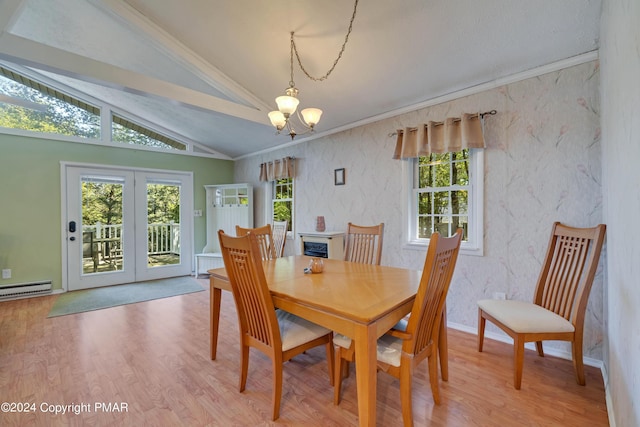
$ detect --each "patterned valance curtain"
[259,156,295,182]
[392,112,486,159]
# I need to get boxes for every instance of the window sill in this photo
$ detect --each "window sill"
[403,240,483,257]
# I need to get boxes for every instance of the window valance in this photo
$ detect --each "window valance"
[392,111,494,159]
[259,156,295,182]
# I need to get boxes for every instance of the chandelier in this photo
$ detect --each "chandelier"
[268,0,359,140]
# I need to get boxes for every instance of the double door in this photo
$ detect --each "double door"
[63,164,193,290]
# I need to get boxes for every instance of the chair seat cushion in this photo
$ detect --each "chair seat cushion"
[377,317,410,367]
[333,333,352,349]
[334,318,409,368]
[277,310,332,352]
[477,299,575,334]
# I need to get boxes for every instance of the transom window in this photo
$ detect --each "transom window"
[0,64,188,153]
[408,149,483,255]
[272,178,294,232]
[0,66,100,138]
[112,115,186,151]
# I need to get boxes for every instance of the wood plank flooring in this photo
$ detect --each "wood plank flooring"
[0,280,609,426]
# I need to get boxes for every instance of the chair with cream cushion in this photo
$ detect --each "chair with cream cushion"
[337,221,450,383]
[218,230,334,421]
[334,229,463,426]
[334,222,384,378]
[477,222,606,389]
[236,224,277,260]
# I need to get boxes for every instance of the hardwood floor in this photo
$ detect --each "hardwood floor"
[0,281,609,426]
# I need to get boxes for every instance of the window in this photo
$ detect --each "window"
[112,115,186,151]
[407,149,483,255]
[272,178,294,231]
[0,66,100,138]
[0,64,191,153]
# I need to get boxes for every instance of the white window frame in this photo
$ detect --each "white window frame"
[402,149,484,256]
[268,177,294,238]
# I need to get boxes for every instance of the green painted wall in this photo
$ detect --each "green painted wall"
[0,133,234,290]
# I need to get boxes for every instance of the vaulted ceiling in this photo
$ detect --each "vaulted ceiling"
[0,0,602,159]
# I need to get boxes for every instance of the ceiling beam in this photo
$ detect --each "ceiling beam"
[94,0,272,112]
[0,0,26,32]
[0,32,270,125]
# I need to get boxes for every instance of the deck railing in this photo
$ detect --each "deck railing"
[82,222,180,255]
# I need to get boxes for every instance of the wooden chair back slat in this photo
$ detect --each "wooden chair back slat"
[343,222,384,265]
[236,224,277,260]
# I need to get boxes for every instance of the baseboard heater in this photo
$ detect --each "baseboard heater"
[0,280,52,299]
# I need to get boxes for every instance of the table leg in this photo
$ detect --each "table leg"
[210,286,222,360]
[354,323,377,427]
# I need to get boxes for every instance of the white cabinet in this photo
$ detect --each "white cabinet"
[298,231,344,260]
[196,183,253,275]
[195,252,224,276]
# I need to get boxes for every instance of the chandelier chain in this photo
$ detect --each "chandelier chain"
[290,0,359,83]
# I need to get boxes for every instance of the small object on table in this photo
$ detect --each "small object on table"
[309,257,324,273]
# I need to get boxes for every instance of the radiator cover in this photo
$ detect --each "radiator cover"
[0,280,52,299]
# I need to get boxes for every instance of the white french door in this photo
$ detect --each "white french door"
[63,164,193,291]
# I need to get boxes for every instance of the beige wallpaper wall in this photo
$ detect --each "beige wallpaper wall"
[234,60,604,360]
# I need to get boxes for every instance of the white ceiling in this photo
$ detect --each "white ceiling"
[0,0,602,159]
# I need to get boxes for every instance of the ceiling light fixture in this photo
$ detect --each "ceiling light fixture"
[268,0,359,140]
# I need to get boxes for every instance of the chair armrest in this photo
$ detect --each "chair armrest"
[387,328,412,340]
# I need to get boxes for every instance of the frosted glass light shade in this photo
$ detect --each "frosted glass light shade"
[268,111,287,129]
[301,108,323,127]
[275,95,299,115]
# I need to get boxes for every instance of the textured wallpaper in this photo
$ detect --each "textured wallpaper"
[235,60,604,360]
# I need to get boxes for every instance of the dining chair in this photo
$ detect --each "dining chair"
[334,229,463,426]
[334,222,385,378]
[236,224,277,260]
[271,220,288,258]
[343,222,384,265]
[340,221,454,383]
[218,230,335,421]
[477,222,606,389]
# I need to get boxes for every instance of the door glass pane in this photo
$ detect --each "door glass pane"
[81,177,123,274]
[147,182,181,267]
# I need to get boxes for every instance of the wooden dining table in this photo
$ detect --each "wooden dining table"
[208,255,423,427]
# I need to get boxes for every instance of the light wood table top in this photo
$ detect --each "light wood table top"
[209,255,422,426]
